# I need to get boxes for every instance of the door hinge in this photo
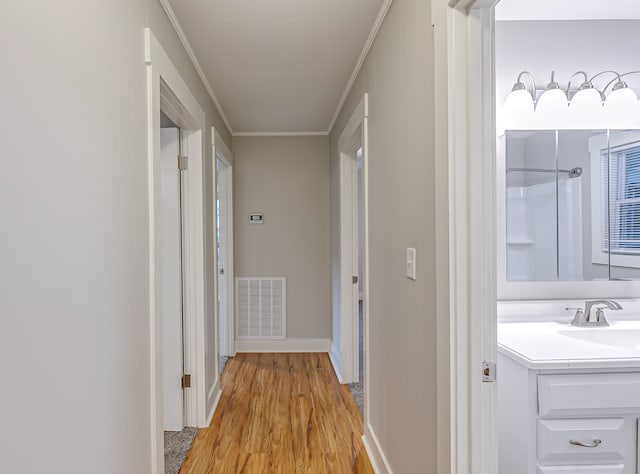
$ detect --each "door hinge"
[181,374,191,389]
[352,276,358,284]
[482,361,496,383]
[178,155,188,171]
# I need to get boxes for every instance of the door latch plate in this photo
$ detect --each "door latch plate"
[482,361,496,383]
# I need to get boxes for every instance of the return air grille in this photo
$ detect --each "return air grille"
[236,277,286,339]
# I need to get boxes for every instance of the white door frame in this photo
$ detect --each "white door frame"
[433,1,499,473]
[145,29,208,474]
[334,94,369,386]
[212,127,235,361]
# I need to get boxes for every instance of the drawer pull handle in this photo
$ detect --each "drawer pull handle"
[570,438,602,448]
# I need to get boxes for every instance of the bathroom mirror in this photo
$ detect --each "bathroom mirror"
[503,129,640,282]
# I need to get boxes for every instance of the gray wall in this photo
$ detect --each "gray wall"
[0,1,230,472]
[329,0,436,471]
[232,136,331,340]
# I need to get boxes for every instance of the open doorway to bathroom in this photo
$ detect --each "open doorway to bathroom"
[495,2,640,473]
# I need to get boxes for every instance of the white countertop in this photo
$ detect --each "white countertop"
[498,320,640,369]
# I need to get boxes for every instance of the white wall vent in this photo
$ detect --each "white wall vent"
[235,277,286,339]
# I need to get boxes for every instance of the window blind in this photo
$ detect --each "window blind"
[602,144,640,254]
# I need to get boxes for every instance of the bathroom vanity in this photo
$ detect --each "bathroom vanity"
[498,320,640,474]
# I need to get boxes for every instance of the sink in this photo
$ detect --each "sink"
[556,327,640,349]
[498,320,640,368]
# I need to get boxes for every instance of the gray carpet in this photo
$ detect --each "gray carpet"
[347,302,364,418]
[164,427,196,474]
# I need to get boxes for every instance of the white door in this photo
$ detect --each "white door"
[160,127,185,431]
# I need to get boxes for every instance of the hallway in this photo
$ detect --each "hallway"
[180,353,372,473]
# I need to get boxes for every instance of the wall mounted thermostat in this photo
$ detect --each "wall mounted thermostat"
[249,212,264,224]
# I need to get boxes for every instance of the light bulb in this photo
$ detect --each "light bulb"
[535,88,568,129]
[568,87,604,129]
[604,83,640,129]
[502,89,534,129]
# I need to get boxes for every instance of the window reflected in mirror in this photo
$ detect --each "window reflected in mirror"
[504,129,640,281]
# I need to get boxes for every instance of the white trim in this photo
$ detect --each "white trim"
[433,2,458,473]
[327,0,393,133]
[466,7,499,474]
[206,381,222,426]
[363,423,393,474]
[329,342,343,383]
[158,0,234,135]
[145,28,209,474]
[437,2,499,473]
[232,131,329,137]
[234,338,330,353]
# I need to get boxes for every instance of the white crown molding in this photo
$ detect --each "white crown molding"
[327,0,393,134]
[159,0,235,135]
[232,131,329,137]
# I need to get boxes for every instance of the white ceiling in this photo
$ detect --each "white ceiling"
[496,0,640,21]
[166,0,386,135]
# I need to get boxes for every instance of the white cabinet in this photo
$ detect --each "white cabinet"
[498,353,640,474]
[538,466,623,473]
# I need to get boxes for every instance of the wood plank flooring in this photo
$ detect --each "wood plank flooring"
[180,353,373,474]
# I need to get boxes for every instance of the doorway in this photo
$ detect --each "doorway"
[347,147,366,418]
[159,113,197,473]
[213,127,234,377]
[159,113,188,432]
[332,94,369,423]
[146,29,214,474]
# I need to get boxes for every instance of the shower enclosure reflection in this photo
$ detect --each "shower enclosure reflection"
[503,129,640,281]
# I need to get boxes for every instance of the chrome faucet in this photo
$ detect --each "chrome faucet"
[566,300,622,327]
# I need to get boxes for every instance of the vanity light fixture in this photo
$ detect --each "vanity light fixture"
[503,70,640,129]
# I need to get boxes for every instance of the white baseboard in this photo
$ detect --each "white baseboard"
[329,343,343,383]
[234,338,330,353]
[363,422,393,474]
[205,380,222,428]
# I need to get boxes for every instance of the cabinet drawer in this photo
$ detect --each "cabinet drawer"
[538,465,623,473]
[538,419,624,465]
[538,373,640,417]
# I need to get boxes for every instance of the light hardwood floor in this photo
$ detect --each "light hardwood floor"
[180,353,373,474]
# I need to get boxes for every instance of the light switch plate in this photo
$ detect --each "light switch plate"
[406,248,416,280]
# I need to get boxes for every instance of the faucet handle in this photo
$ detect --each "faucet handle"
[566,307,584,326]
[594,307,611,326]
